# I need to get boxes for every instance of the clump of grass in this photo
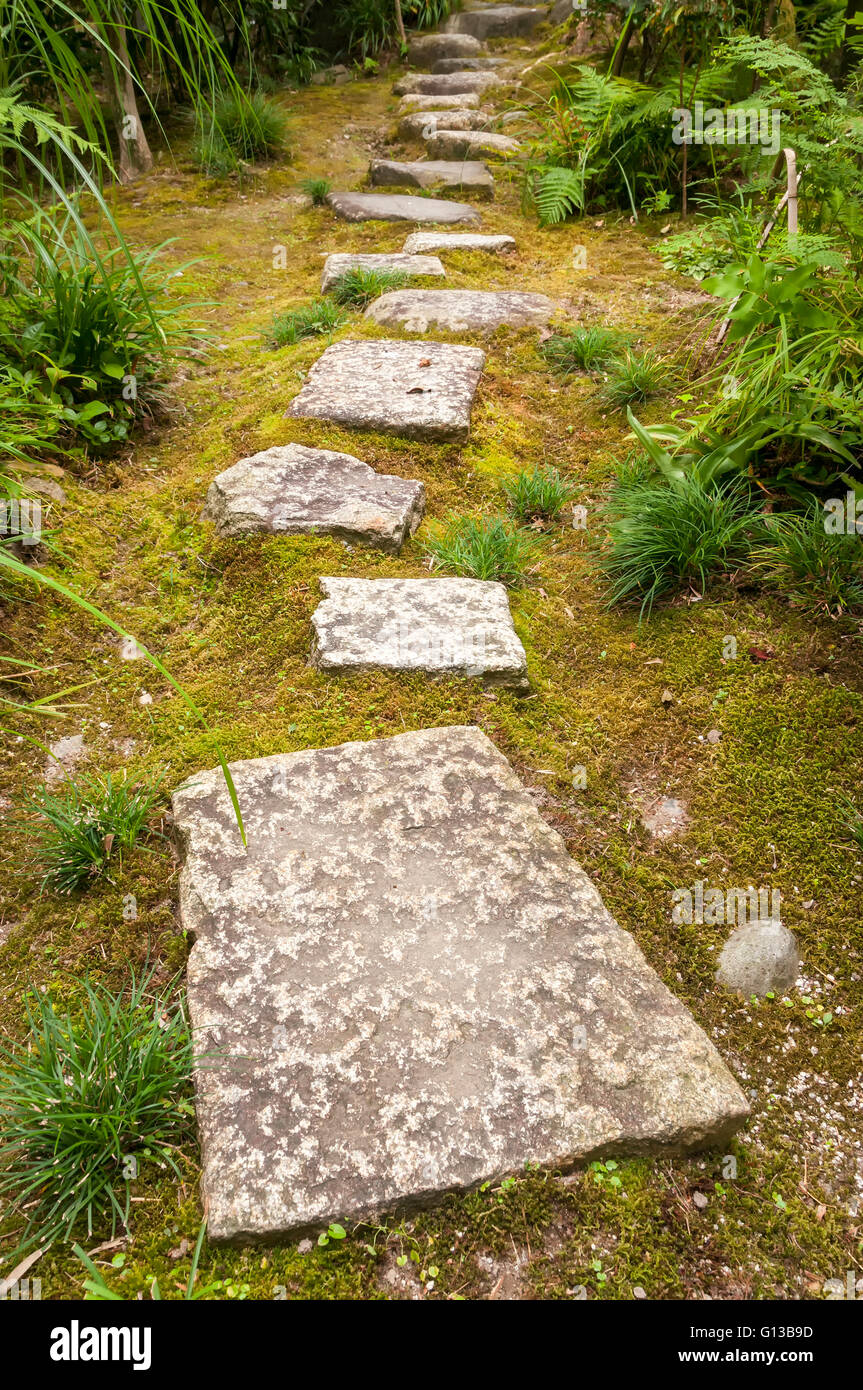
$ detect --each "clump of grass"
[22,773,161,894]
[301,176,332,204]
[599,476,760,617]
[330,266,410,308]
[541,326,622,374]
[751,509,863,615]
[425,515,540,587]
[502,464,575,523]
[840,795,863,849]
[0,970,195,1256]
[599,349,671,409]
[208,89,288,162]
[264,299,346,346]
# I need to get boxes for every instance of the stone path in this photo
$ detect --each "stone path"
[364,287,557,331]
[174,727,749,1244]
[370,158,493,196]
[311,577,529,688]
[398,92,484,111]
[326,191,480,224]
[394,71,502,97]
[402,231,516,254]
[203,444,424,552]
[426,129,521,160]
[398,110,493,139]
[445,5,548,39]
[320,251,445,293]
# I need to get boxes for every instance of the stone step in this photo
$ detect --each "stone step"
[398,110,494,140]
[406,32,483,67]
[394,71,502,98]
[370,159,493,197]
[402,231,517,255]
[326,191,479,224]
[365,288,555,332]
[311,577,529,688]
[285,338,485,442]
[321,251,445,294]
[431,57,508,73]
[426,129,522,160]
[203,444,424,552]
[173,724,749,1246]
[446,5,548,39]
[397,92,483,111]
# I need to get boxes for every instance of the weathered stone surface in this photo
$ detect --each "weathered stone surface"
[393,71,502,97]
[398,93,482,111]
[326,191,479,224]
[202,444,424,552]
[320,252,445,294]
[398,110,492,140]
[427,129,521,159]
[716,921,800,998]
[406,32,482,66]
[286,339,485,442]
[446,5,547,39]
[311,577,529,688]
[431,57,508,73]
[370,159,493,196]
[173,724,749,1244]
[365,288,556,332]
[403,231,517,254]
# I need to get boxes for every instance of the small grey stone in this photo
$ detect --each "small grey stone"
[406,33,482,67]
[706,728,722,744]
[326,191,480,225]
[364,288,556,332]
[398,93,483,111]
[320,252,445,294]
[203,444,424,553]
[297,1238,313,1254]
[311,577,529,688]
[633,1286,647,1299]
[393,71,502,97]
[173,725,749,1245]
[692,1191,709,1209]
[716,921,800,998]
[398,110,494,140]
[402,232,517,255]
[286,338,485,443]
[46,732,87,786]
[426,129,522,160]
[445,5,548,39]
[370,159,493,196]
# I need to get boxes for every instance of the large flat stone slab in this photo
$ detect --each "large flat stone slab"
[446,5,547,38]
[286,339,485,442]
[320,252,445,294]
[311,577,529,687]
[432,57,508,73]
[365,288,556,332]
[406,33,483,66]
[326,191,479,224]
[370,159,493,196]
[174,725,749,1245]
[397,93,483,111]
[394,71,502,97]
[427,129,522,159]
[398,110,492,140]
[202,444,424,552]
[403,231,516,254]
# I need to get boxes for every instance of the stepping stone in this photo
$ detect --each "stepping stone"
[393,71,501,97]
[370,159,493,196]
[320,252,445,294]
[432,57,509,73]
[403,231,516,254]
[365,288,556,332]
[406,33,482,67]
[202,444,424,553]
[398,110,492,140]
[286,339,485,442]
[173,725,749,1245]
[427,129,522,160]
[398,93,483,111]
[446,5,548,39]
[311,577,529,688]
[326,191,479,224]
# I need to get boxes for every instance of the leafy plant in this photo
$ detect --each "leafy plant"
[425,515,540,587]
[195,89,289,171]
[751,508,863,615]
[502,464,575,522]
[599,349,671,409]
[301,176,332,204]
[330,266,410,307]
[264,299,346,346]
[0,970,195,1257]
[21,772,162,894]
[541,325,623,374]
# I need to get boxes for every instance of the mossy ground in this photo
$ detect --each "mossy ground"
[1,36,862,1301]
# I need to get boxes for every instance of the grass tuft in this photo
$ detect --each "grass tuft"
[541,325,622,374]
[301,176,332,204]
[752,509,863,615]
[330,266,410,308]
[21,773,161,895]
[599,348,671,409]
[264,299,346,346]
[425,515,540,587]
[502,464,574,523]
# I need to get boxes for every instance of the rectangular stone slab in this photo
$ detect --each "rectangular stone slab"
[402,231,516,254]
[311,576,529,688]
[173,726,749,1245]
[393,71,501,97]
[398,110,493,140]
[445,5,547,38]
[398,93,483,111]
[370,159,493,196]
[427,129,521,159]
[364,288,556,332]
[285,339,485,443]
[202,444,424,552]
[320,252,445,294]
[406,33,482,66]
[326,191,479,224]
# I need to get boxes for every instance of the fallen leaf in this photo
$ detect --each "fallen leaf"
[748,645,775,661]
[660,223,671,235]
[102,832,115,855]
[418,357,431,367]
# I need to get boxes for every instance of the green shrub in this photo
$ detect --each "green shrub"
[752,509,863,615]
[541,326,622,374]
[502,464,574,522]
[425,515,540,586]
[264,299,346,346]
[599,349,671,410]
[21,773,162,894]
[0,971,194,1256]
[301,176,332,205]
[599,476,760,617]
[196,90,289,171]
[330,266,410,308]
